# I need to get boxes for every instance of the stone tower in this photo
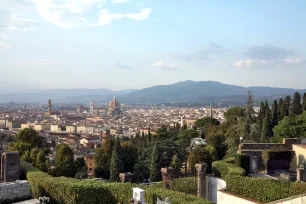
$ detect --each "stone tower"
[90,100,95,114]
[48,99,52,115]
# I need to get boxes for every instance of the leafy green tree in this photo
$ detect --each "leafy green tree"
[36,149,47,171]
[56,144,74,167]
[30,148,40,166]
[188,145,216,173]
[8,128,44,156]
[170,154,182,173]
[224,107,245,125]
[133,154,149,182]
[21,150,31,162]
[75,157,86,172]
[291,92,303,115]
[109,137,122,182]
[149,142,158,182]
[302,93,306,111]
[260,110,273,142]
[120,141,137,173]
[273,111,306,139]
[271,100,278,128]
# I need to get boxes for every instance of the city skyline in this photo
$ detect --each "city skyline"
[1,0,306,91]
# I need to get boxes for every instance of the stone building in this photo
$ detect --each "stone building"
[84,153,96,176]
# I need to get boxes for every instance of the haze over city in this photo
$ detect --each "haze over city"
[1,0,306,92]
[2,1,306,204]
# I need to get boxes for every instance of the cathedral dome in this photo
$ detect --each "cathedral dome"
[109,96,120,109]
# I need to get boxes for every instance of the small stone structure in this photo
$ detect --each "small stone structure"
[132,188,144,204]
[297,168,306,182]
[0,180,31,203]
[1,152,20,182]
[157,197,171,204]
[195,163,207,199]
[161,167,174,189]
[119,172,133,183]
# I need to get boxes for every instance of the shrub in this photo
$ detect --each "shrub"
[234,153,250,174]
[226,175,291,203]
[21,161,211,204]
[172,177,197,195]
[212,161,245,179]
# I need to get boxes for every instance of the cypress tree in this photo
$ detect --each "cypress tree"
[260,109,272,143]
[149,143,158,182]
[290,92,302,115]
[109,137,121,182]
[271,100,278,128]
[247,91,255,118]
[148,128,152,143]
[278,98,284,120]
[284,96,291,117]
[258,101,266,122]
[302,93,306,111]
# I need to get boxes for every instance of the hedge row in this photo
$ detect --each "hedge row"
[211,160,245,179]
[154,177,197,195]
[21,161,212,204]
[212,160,306,203]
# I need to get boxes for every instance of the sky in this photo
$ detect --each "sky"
[0,0,306,92]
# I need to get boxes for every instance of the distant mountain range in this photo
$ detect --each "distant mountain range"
[0,81,305,105]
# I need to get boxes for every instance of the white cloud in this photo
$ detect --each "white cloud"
[112,0,131,3]
[0,41,11,49]
[234,58,305,68]
[30,0,150,28]
[97,8,151,25]
[233,60,268,68]
[15,59,68,66]
[284,58,305,64]
[0,10,38,32]
[154,60,181,71]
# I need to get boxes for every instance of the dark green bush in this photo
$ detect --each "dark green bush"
[21,161,211,204]
[211,159,306,203]
[234,153,250,174]
[226,175,291,203]
[212,161,245,178]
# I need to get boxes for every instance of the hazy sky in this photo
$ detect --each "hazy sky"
[0,0,306,91]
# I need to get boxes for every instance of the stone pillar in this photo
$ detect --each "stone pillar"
[297,168,305,182]
[161,167,174,189]
[195,163,207,199]
[119,172,133,183]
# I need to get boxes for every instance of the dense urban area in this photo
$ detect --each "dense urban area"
[1,91,306,204]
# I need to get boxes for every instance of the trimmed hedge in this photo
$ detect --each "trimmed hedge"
[153,177,197,195]
[226,175,291,203]
[21,161,212,204]
[212,161,245,179]
[212,159,306,203]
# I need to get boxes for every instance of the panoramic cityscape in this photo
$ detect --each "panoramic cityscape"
[1,0,306,204]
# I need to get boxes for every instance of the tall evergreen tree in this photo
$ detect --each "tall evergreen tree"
[149,142,158,182]
[278,98,285,120]
[290,92,303,115]
[271,100,278,128]
[109,137,122,182]
[148,128,152,143]
[284,96,291,117]
[260,109,273,142]
[302,93,306,111]
[247,91,255,120]
[258,102,266,122]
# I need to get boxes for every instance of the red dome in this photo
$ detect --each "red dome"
[109,97,120,109]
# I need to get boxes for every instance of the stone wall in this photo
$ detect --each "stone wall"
[0,180,31,203]
[206,175,226,203]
